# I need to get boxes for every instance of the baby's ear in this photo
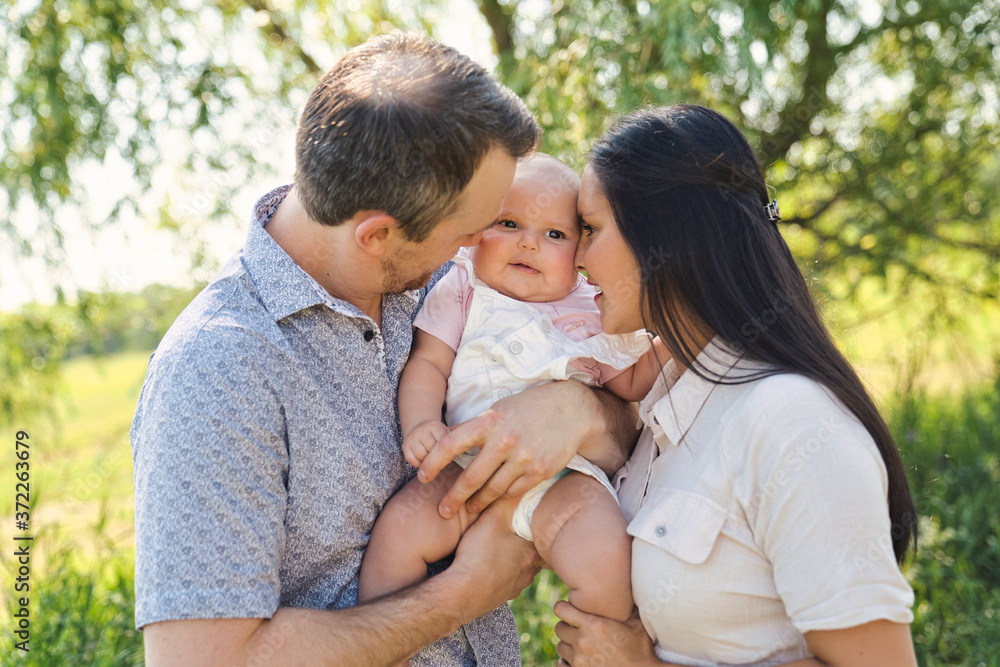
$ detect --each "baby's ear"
[353,211,401,256]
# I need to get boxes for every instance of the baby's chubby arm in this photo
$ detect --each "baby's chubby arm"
[602,337,671,403]
[399,329,458,467]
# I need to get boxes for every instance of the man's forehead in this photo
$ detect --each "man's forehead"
[438,197,502,237]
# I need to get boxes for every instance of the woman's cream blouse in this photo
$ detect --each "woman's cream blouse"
[614,339,914,667]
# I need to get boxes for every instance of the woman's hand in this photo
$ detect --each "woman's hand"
[553,601,659,666]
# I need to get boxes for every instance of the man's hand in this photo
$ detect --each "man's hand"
[417,381,637,519]
[446,497,542,618]
[403,420,450,468]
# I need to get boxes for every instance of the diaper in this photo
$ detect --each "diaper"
[453,451,619,541]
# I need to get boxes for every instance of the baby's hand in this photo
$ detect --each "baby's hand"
[403,420,449,468]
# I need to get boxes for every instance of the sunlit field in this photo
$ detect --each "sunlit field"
[2,325,997,664]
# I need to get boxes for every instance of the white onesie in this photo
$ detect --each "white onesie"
[413,252,649,540]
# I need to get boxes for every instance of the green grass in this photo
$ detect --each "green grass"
[1,351,998,665]
[0,519,142,666]
[1,352,146,665]
[831,290,1000,397]
[894,375,1000,666]
[0,350,147,542]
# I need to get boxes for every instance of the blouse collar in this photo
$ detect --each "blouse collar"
[639,337,761,450]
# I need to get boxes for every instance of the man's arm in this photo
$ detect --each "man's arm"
[134,341,535,666]
[144,502,540,666]
[417,380,639,518]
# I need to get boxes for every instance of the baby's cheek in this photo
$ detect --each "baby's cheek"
[557,245,582,282]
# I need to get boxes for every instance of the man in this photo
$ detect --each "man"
[132,32,635,666]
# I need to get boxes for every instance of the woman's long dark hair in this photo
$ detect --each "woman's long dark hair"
[589,104,916,563]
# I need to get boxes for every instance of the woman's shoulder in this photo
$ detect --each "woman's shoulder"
[718,371,886,484]
[729,371,862,427]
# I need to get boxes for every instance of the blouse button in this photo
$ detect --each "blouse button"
[540,320,552,333]
[655,525,667,537]
[509,341,523,354]
[496,387,513,399]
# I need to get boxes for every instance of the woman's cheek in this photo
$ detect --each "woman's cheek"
[606,271,644,331]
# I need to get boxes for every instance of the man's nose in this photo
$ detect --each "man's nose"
[463,231,485,248]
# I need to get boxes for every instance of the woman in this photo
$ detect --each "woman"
[554,105,918,666]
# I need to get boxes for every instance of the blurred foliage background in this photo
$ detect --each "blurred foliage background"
[2,0,999,664]
[3,0,999,407]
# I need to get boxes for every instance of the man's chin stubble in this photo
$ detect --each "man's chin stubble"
[382,261,437,294]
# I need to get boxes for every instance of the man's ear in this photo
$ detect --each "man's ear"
[353,211,402,257]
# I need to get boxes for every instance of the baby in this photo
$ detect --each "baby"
[359,153,664,626]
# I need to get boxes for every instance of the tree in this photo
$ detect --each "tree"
[6,0,998,309]
[1,0,436,418]
[1,0,434,271]
[3,0,998,416]
[474,0,999,315]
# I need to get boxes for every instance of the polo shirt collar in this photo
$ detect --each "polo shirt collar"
[242,185,420,323]
[640,337,754,449]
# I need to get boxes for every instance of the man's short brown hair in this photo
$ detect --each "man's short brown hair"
[295,32,540,241]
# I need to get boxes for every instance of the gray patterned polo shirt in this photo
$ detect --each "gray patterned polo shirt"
[131,185,521,666]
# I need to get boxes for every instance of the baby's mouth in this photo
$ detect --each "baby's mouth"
[510,261,540,274]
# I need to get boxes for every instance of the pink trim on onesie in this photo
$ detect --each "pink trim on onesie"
[413,259,625,384]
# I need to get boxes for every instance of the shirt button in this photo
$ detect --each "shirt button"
[496,387,513,399]
[509,341,523,354]
[363,330,375,342]
[655,525,667,537]
[540,320,552,333]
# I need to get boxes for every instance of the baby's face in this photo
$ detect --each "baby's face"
[470,175,581,303]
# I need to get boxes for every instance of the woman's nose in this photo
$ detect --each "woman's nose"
[574,239,588,271]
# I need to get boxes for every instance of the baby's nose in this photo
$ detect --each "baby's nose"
[518,232,539,250]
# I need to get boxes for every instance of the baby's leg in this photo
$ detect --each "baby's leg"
[531,472,633,621]
[358,462,479,602]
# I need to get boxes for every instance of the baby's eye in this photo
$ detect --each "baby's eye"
[545,230,565,240]
[497,219,518,229]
